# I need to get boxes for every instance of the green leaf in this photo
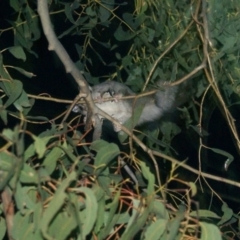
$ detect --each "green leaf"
[173,49,191,71]
[164,205,185,240]
[27,6,41,41]
[20,163,38,184]
[0,53,10,80]
[122,13,139,29]
[100,190,121,239]
[33,136,46,159]
[147,28,155,42]
[12,211,35,240]
[58,142,77,164]
[64,3,76,24]
[116,212,130,224]
[144,218,167,240]
[48,212,77,240]
[37,167,50,182]
[94,188,105,234]
[160,121,181,140]
[33,202,42,237]
[152,200,169,220]
[24,143,35,161]
[114,26,136,41]
[9,66,36,78]
[43,147,64,175]
[0,217,6,240]
[10,0,21,11]
[15,183,36,213]
[13,89,31,112]
[8,46,26,61]
[86,6,96,17]
[121,197,153,239]
[170,62,178,81]
[99,0,114,22]
[76,187,98,238]
[190,210,220,219]
[14,16,34,51]
[188,181,197,197]
[32,135,51,159]
[0,151,15,191]
[124,198,141,233]
[91,140,120,175]
[91,139,111,152]
[209,147,234,161]
[97,175,112,196]
[40,171,77,240]
[3,80,23,108]
[2,128,15,142]
[200,222,222,240]
[140,161,155,195]
[209,147,234,170]
[218,202,233,225]
[0,97,7,124]
[26,115,49,121]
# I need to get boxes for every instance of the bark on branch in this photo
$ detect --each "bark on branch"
[37,0,95,131]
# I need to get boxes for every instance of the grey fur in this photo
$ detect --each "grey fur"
[73,80,189,131]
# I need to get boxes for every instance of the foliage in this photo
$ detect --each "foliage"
[0,0,240,239]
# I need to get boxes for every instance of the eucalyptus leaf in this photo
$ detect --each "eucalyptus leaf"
[43,147,64,175]
[0,151,15,191]
[8,46,26,61]
[217,202,233,226]
[75,187,98,239]
[0,217,6,240]
[9,66,36,78]
[144,218,167,240]
[12,211,35,240]
[19,163,38,184]
[40,171,77,239]
[32,135,51,159]
[114,26,136,41]
[200,222,222,240]
[91,140,119,175]
[3,80,23,108]
[10,0,21,11]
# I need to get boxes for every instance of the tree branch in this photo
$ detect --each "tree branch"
[37,0,94,130]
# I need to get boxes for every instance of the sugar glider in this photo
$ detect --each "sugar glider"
[72,80,190,131]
